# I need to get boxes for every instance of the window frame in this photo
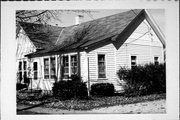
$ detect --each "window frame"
[43,56,57,80]
[61,53,79,80]
[97,53,107,79]
[50,57,56,79]
[71,55,78,75]
[18,60,28,82]
[154,56,159,65]
[62,55,69,79]
[33,62,38,80]
[44,58,50,79]
[131,55,137,69]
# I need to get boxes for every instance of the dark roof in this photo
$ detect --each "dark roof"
[19,22,63,50]
[26,9,145,57]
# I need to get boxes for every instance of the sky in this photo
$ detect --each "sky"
[49,9,165,34]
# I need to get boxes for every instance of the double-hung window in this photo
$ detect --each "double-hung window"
[44,58,49,79]
[50,57,56,79]
[154,57,159,65]
[18,61,28,82]
[62,54,78,79]
[33,62,38,80]
[98,54,106,78]
[131,56,137,69]
[44,57,56,79]
[63,56,69,79]
[71,55,78,75]
[18,61,23,82]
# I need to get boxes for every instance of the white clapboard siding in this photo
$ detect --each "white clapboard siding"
[85,19,164,92]
[87,43,116,83]
[16,28,36,60]
[80,52,88,82]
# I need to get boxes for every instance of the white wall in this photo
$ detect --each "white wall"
[85,19,164,91]
[116,19,164,70]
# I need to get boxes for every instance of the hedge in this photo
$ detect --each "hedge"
[90,83,115,96]
[17,83,28,91]
[117,63,166,96]
[52,75,88,100]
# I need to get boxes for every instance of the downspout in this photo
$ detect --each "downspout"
[77,51,81,79]
[87,56,90,97]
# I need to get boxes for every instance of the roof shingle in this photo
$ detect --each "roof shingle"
[23,9,144,57]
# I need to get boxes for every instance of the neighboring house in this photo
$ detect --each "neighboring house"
[16,9,165,92]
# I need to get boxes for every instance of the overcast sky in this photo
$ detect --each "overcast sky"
[49,9,165,34]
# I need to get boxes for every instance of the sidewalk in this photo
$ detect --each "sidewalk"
[17,99,166,114]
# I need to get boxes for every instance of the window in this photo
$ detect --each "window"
[18,61,27,83]
[98,54,106,78]
[23,61,27,70]
[18,62,22,82]
[50,57,56,79]
[44,57,57,79]
[154,57,159,65]
[131,56,137,68]
[71,55,78,75]
[33,62,38,80]
[44,58,49,79]
[63,56,69,79]
[19,61,22,71]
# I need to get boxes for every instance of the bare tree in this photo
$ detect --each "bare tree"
[16,10,97,24]
[73,23,94,43]
[16,10,62,24]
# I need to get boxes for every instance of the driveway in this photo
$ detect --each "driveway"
[17,99,166,114]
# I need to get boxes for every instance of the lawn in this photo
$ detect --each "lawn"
[17,91,166,110]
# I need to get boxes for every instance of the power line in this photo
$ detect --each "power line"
[127,9,152,44]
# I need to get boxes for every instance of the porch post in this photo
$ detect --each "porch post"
[87,57,90,97]
[77,51,81,78]
[57,54,62,81]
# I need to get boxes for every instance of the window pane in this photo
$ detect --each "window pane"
[33,62,37,70]
[71,55,78,74]
[98,54,106,78]
[50,57,56,79]
[154,57,159,65]
[34,72,38,80]
[44,58,49,79]
[131,56,137,67]
[33,62,38,80]
[23,61,27,70]
[19,62,22,70]
[63,56,69,77]
[98,74,106,78]
[19,72,22,82]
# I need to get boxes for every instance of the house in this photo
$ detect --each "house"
[16,9,165,92]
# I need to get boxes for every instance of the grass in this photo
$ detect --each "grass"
[17,91,166,110]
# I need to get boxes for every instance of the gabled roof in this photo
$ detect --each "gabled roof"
[18,22,63,50]
[25,9,165,58]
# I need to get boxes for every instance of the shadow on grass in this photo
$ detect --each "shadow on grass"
[17,102,50,112]
[17,110,49,115]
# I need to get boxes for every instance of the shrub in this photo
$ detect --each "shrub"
[16,83,28,91]
[52,75,88,100]
[117,63,166,96]
[90,83,115,96]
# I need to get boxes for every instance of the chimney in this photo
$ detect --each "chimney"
[75,15,84,25]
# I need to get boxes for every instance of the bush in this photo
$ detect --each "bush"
[117,63,166,96]
[52,75,88,100]
[90,83,115,96]
[16,83,28,91]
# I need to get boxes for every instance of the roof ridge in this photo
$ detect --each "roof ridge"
[63,9,143,28]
